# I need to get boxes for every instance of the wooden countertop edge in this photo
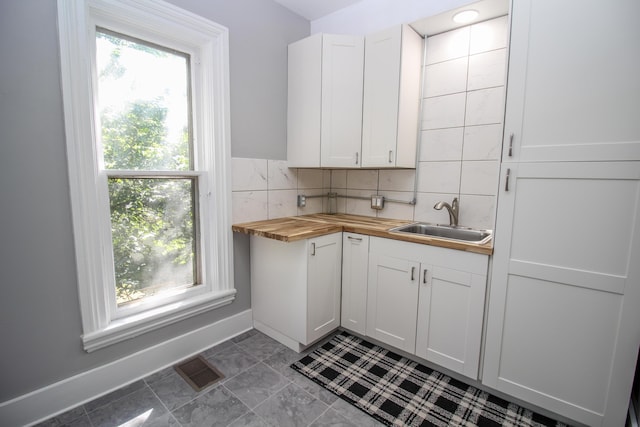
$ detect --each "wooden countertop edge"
[231,223,342,242]
[232,215,493,255]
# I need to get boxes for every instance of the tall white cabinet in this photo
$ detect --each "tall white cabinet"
[287,34,364,168]
[483,1,640,426]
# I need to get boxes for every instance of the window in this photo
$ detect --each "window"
[58,0,234,352]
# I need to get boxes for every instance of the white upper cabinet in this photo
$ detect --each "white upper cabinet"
[361,24,423,168]
[287,34,364,168]
[503,0,640,162]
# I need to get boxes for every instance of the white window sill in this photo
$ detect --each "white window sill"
[82,289,237,352]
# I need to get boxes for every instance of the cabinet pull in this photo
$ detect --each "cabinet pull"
[347,236,362,242]
[388,150,393,163]
[423,269,428,285]
[508,133,514,157]
[311,242,316,256]
[505,168,511,192]
[411,266,415,281]
[355,152,359,165]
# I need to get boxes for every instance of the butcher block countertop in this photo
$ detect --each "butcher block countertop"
[232,214,493,255]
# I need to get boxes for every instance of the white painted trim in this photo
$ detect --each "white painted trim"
[0,309,253,427]
[57,0,235,350]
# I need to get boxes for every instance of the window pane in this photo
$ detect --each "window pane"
[108,178,199,307]
[96,30,191,171]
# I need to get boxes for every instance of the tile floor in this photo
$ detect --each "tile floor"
[36,329,384,427]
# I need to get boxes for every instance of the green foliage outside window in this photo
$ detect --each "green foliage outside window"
[97,31,196,306]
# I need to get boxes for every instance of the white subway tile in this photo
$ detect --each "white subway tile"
[297,169,324,189]
[469,16,509,55]
[460,161,500,196]
[426,26,470,65]
[322,170,332,190]
[458,194,496,230]
[331,170,347,189]
[267,160,297,190]
[231,191,268,223]
[422,93,467,130]
[424,57,468,98]
[268,189,297,219]
[231,158,267,191]
[345,189,375,217]
[468,49,506,91]
[346,169,378,190]
[420,127,464,162]
[463,124,504,161]
[379,170,416,192]
[465,87,505,126]
[418,161,461,194]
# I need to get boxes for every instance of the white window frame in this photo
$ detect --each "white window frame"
[57,0,235,352]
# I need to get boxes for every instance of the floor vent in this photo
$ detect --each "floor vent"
[174,355,224,392]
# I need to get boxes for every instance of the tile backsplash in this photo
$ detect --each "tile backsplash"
[231,16,507,231]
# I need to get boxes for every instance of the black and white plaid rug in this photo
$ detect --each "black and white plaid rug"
[291,332,568,427]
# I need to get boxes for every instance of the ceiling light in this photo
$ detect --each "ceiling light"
[452,9,479,24]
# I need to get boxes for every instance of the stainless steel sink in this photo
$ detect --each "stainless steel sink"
[389,223,492,244]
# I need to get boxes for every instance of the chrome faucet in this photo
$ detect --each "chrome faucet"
[433,197,459,227]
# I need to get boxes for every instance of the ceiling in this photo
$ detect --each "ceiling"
[273,0,509,35]
[272,0,363,21]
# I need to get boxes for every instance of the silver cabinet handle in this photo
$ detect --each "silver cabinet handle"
[347,236,362,242]
[388,150,393,163]
[505,168,511,192]
[355,152,359,165]
[423,269,428,284]
[508,133,514,157]
[411,266,415,281]
[311,242,316,256]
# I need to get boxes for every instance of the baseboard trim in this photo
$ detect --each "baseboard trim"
[0,309,253,427]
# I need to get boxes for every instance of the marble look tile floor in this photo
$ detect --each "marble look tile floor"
[36,330,384,427]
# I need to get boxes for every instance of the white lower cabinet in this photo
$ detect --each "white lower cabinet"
[250,232,342,352]
[415,266,487,379]
[366,247,420,353]
[341,233,369,335]
[366,237,488,379]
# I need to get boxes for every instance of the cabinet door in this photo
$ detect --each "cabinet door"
[483,162,640,426]
[503,0,640,162]
[321,35,364,168]
[306,232,342,344]
[361,26,401,168]
[366,252,419,353]
[361,25,421,168]
[287,34,322,167]
[341,233,369,335]
[415,266,485,380]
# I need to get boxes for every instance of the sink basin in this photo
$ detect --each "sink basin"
[389,223,492,244]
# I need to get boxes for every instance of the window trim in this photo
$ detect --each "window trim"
[57,0,235,352]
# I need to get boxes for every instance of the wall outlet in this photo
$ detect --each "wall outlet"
[371,195,385,210]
